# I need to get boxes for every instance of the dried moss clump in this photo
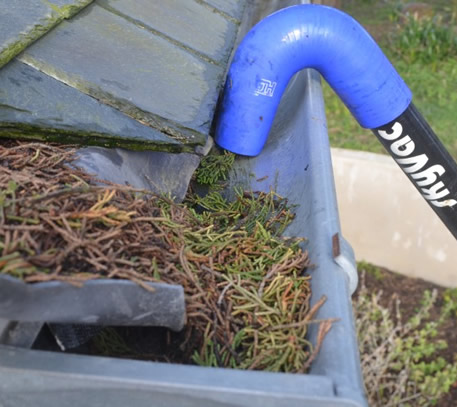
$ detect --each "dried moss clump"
[0,140,333,372]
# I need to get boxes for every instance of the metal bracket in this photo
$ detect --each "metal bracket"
[332,233,358,295]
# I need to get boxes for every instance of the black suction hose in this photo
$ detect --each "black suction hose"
[374,104,457,237]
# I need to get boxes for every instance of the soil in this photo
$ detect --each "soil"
[354,267,457,407]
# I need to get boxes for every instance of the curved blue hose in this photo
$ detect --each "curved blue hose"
[215,4,412,156]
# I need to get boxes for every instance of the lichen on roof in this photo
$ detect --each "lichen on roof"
[0,0,93,69]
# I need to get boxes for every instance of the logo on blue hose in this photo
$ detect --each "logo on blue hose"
[254,79,277,97]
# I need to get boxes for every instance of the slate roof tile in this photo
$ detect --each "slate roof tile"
[0,0,246,151]
[97,0,238,65]
[0,60,181,148]
[201,0,245,21]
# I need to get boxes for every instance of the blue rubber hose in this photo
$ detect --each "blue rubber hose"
[215,4,457,239]
[215,4,412,156]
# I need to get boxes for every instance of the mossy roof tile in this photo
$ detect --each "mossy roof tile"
[0,0,246,151]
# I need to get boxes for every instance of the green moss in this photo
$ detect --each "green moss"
[357,261,384,281]
[0,1,93,69]
[0,124,198,153]
[42,0,93,19]
[195,150,235,185]
[442,287,457,319]
[0,25,55,69]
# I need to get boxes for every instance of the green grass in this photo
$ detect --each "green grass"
[325,58,457,159]
[325,1,457,160]
[343,0,400,27]
[357,261,384,281]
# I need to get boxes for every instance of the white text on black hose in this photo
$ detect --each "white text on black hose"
[378,122,457,208]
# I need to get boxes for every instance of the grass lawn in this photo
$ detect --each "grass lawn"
[324,0,457,159]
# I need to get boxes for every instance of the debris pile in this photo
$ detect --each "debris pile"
[0,140,332,372]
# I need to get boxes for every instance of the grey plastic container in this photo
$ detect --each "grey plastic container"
[0,2,367,406]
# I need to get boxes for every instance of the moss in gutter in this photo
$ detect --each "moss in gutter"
[0,1,93,69]
[0,140,329,372]
[195,149,235,185]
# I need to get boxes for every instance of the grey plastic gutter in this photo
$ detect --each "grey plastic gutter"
[0,71,366,407]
